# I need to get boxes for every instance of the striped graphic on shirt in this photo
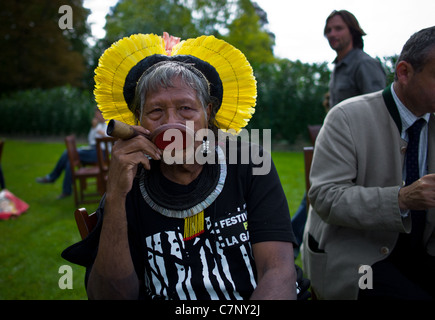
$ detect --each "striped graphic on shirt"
[144,206,256,300]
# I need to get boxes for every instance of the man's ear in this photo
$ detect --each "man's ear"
[206,103,212,120]
[135,109,141,124]
[395,60,414,86]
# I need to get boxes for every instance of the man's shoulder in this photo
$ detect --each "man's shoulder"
[353,49,382,67]
[335,89,384,108]
[330,90,385,120]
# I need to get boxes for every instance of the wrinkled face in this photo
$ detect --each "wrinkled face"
[140,76,210,132]
[139,76,211,158]
[324,15,353,53]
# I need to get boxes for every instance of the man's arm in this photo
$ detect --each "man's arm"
[86,126,161,299]
[308,105,409,232]
[250,241,297,300]
[86,193,140,300]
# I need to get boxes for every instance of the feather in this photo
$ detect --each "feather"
[94,34,166,125]
[94,34,256,132]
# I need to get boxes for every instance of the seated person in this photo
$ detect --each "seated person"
[302,27,435,300]
[62,33,307,300]
[36,108,107,199]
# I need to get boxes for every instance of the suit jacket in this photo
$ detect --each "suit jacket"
[302,86,435,300]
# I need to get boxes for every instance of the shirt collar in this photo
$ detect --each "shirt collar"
[391,83,430,134]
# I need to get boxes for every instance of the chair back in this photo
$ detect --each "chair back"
[307,125,322,146]
[303,146,314,211]
[64,135,102,206]
[96,137,116,174]
[96,137,116,193]
[74,208,97,239]
[64,135,82,169]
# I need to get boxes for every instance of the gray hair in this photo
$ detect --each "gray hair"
[395,26,435,80]
[132,61,219,131]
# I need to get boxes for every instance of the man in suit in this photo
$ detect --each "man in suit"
[302,26,435,299]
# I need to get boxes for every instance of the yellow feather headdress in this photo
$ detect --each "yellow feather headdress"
[94,33,256,133]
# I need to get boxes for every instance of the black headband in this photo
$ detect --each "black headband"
[123,54,223,111]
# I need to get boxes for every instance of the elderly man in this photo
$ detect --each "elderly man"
[63,33,301,300]
[302,26,435,299]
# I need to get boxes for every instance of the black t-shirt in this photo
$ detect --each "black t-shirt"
[62,143,295,300]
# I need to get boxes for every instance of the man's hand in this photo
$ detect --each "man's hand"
[399,174,435,211]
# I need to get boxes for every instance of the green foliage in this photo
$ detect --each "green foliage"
[0,86,96,136]
[0,139,303,299]
[0,0,91,93]
[104,0,200,42]
[248,59,330,143]
[380,55,398,86]
[223,0,275,64]
[102,0,276,65]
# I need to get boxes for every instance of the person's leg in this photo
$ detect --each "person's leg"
[77,147,97,165]
[60,148,97,197]
[291,193,307,257]
[36,150,68,183]
[60,161,73,197]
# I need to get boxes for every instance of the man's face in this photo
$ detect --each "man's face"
[139,76,210,156]
[140,76,209,132]
[325,15,353,53]
[403,50,435,115]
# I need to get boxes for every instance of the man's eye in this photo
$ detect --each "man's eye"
[149,108,162,113]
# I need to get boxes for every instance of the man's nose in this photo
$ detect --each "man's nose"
[163,109,181,124]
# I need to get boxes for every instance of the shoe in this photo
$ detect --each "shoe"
[56,193,70,200]
[36,176,54,184]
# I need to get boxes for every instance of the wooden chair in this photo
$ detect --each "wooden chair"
[303,146,314,211]
[307,125,322,146]
[74,208,97,240]
[95,137,116,193]
[65,135,102,207]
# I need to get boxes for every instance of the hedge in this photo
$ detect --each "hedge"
[0,86,96,137]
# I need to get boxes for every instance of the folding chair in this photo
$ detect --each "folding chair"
[65,135,102,207]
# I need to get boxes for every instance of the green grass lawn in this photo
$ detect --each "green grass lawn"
[0,139,305,300]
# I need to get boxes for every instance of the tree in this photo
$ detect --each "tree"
[0,0,91,93]
[223,0,275,65]
[249,59,330,143]
[102,0,275,64]
[104,0,199,43]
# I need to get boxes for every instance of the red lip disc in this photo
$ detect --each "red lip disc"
[150,123,193,150]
